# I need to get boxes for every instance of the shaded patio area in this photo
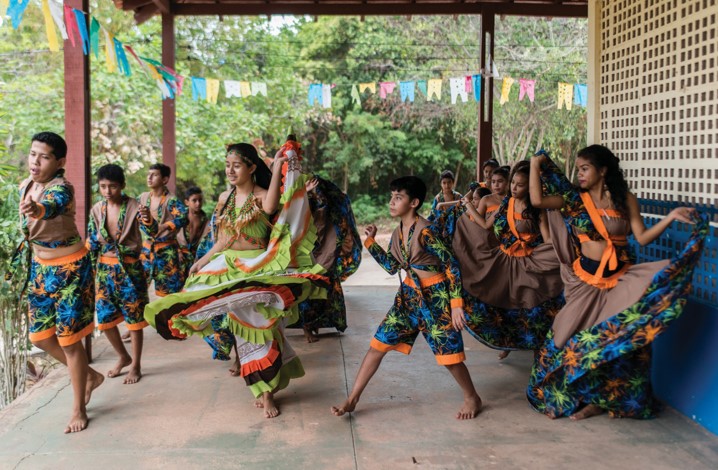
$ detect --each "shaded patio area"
[1,258,717,469]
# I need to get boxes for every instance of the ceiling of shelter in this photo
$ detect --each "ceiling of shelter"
[114,1,588,24]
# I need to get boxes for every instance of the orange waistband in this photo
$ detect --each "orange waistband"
[99,255,139,265]
[499,243,535,257]
[403,272,447,289]
[572,257,630,290]
[143,240,177,250]
[577,233,627,244]
[34,246,89,266]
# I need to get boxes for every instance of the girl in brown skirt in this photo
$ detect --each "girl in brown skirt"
[455,162,565,358]
[527,146,706,420]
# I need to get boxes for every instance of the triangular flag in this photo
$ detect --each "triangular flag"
[224,80,241,98]
[125,45,150,77]
[251,82,267,97]
[191,77,207,101]
[48,0,67,40]
[73,8,90,55]
[351,85,361,106]
[64,5,79,48]
[7,0,30,29]
[114,38,131,76]
[427,79,442,101]
[239,81,251,98]
[417,80,427,96]
[574,84,587,107]
[518,79,535,103]
[491,60,500,78]
[499,77,515,105]
[90,17,101,58]
[557,83,573,110]
[104,30,117,73]
[41,0,59,52]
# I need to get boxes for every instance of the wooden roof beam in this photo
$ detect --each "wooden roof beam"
[151,0,171,15]
[171,3,587,18]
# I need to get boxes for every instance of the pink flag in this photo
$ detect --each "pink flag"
[63,5,79,48]
[518,79,535,102]
[465,76,473,93]
[379,82,396,99]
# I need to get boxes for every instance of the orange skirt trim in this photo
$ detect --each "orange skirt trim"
[99,255,139,265]
[499,242,535,258]
[34,246,89,266]
[97,316,125,331]
[232,237,282,273]
[57,322,95,347]
[435,352,466,366]
[28,326,57,343]
[572,257,631,290]
[402,272,447,289]
[289,209,312,260]
[126,320,149,331]
[370,337,412,355]
[240,341,281,377]
[143,240,176,250]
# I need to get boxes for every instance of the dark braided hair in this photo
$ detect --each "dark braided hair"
[509,161,541,225]
[225,143,273,190]
[577,145,630,216]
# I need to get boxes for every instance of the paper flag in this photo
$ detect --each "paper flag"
[427,79,442,101]
[399,81,415,103]
[308,83,323,106]
[499,77,515,105]
[64,5,79,48]
[224,80,241,98]
[114,38,131,76]
[359,83,376,94]
[351,85,361,106]
[471,75,482,102]
[417,80,427,97]
[48,0,67,40]
[449,77,468,104]
[8,0,30,29]
[41,0,59,52]
[251,82,267,97]
[491,60,500,78]
[557,82,573,110]
[0,0,8,16]
[104,30,117,73]
[191,77,207,101]
[90,17,101,58]
[321,84,332,108]
[125,45,150,77]
[465,76,473,93]
[379,82,396,99]
[239,81,251,98]
[518,79,535,102]
[206,79,220,104]
[574,84,588,107]
[73,8,89,55]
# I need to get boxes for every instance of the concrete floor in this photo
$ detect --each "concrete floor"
[1,259,717,469]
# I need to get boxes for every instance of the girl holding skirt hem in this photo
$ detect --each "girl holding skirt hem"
[526,146,706,420]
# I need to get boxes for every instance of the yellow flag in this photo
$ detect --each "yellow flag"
[499,77,515,105]
[105,30,117,73]
[41,0,59,52]
[0,0,8,16]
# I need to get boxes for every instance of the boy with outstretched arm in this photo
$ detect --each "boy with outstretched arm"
[331,176,482,420]
[138,163,188,297]
[13,132,104,433]
[87,164,157,384]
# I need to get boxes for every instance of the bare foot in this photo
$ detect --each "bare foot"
[107,356,132,378]
[456,394,482,420]
[570,404,604,421]
[498,350,511,360]
[330,399,357,417]
[64,410,88,434]
[85,368,105,405]
[123,366,142,384]
[263,392,280,418]
[303,326,319,343]
[229,357,241,377]
[254,398,264,408]
[121,331,131,343]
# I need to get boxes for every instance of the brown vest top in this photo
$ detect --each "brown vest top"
[19,175,81,246]
[138,191,181,240]
[89,198,145,255]
[389,217,442,268]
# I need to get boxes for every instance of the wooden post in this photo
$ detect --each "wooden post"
[478,9,495,178]
[162,13,177,193]
[63,0,92,361]
[587,0,602,144]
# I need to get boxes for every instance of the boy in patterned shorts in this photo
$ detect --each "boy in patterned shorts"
[331,176,482,420]
[87,164,157,384]
[138,163,188,297]
[14,132,104,433]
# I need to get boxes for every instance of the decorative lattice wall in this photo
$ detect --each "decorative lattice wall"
[599,0,717,306]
